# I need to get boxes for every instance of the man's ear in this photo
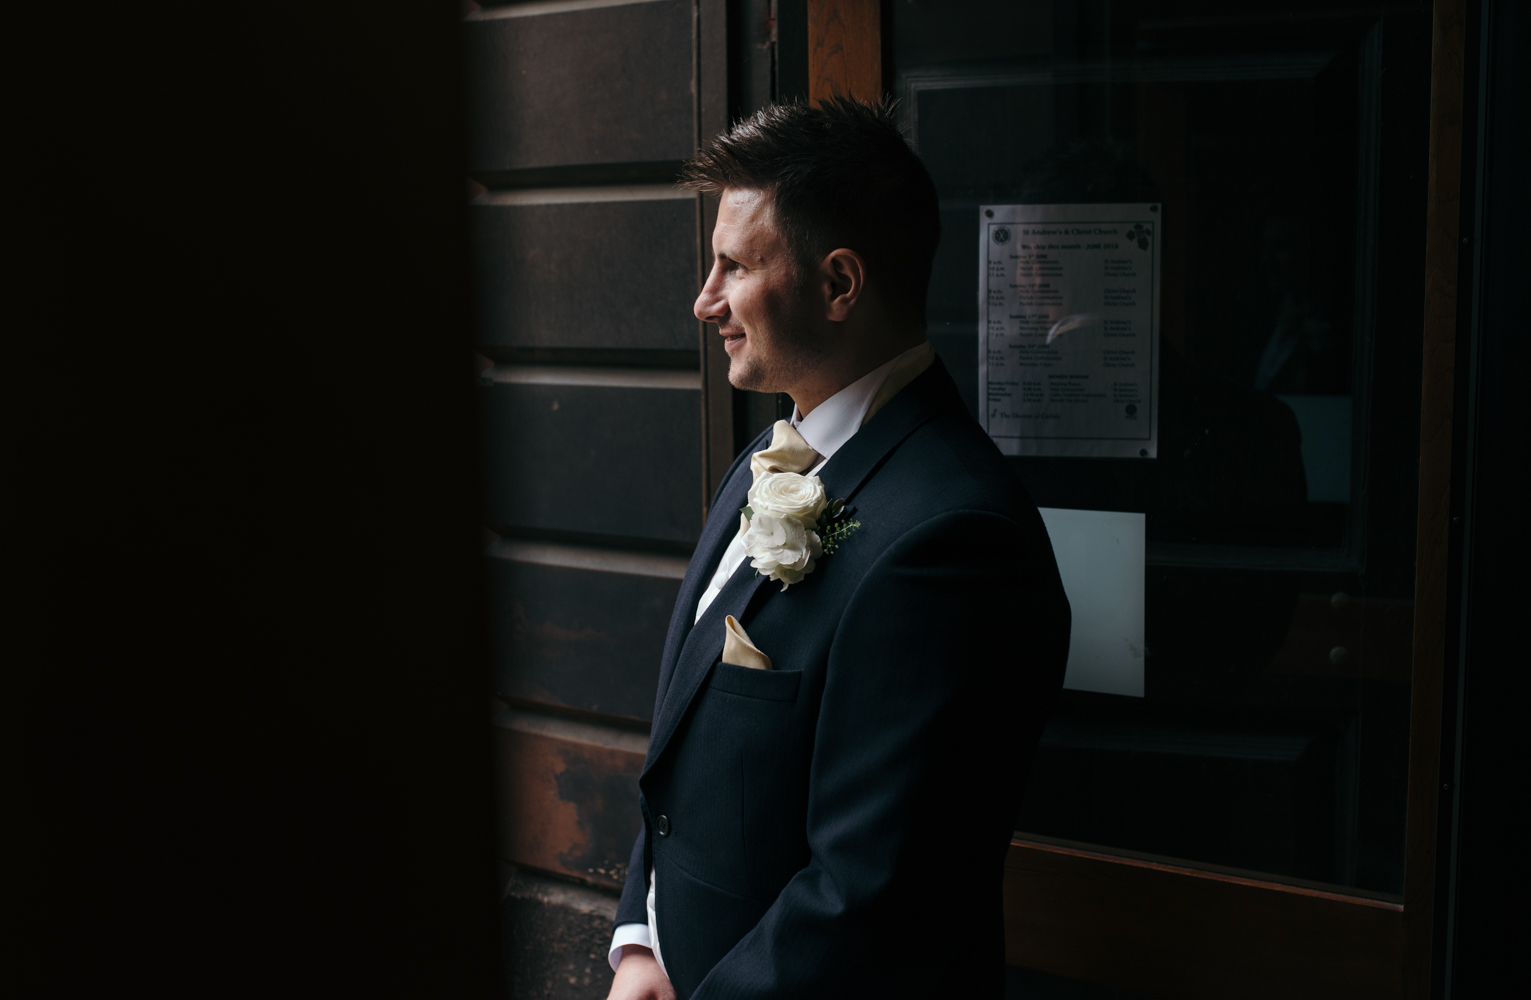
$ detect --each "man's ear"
[820,249,867,322]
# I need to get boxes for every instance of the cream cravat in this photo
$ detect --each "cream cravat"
[750,419,820,479]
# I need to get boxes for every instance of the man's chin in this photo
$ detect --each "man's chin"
[726,358,769,393]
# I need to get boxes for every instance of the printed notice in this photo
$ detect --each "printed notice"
[979,204,1161,458]
[1039,507,1145,698]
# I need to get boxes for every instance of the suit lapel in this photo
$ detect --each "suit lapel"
[643,359,964,776]
[652,426,772,711]
[645,555,771,774]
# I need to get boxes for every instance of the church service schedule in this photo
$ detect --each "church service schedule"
[978,203,1162,459]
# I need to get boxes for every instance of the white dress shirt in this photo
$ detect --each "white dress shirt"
[608,340,933,973]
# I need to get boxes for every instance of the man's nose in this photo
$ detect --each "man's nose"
[694,266,726,324]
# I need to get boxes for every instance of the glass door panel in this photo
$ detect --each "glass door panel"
[894,0,1430,894]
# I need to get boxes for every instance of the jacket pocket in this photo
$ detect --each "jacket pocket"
[708,661,802,702]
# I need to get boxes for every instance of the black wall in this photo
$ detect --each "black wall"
[1441,0,1531,995]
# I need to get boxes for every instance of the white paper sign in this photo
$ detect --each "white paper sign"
[979,204,1161,458]
[1039,507,1145,698]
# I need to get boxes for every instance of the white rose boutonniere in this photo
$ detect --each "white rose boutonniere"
[741,472,826,590]
[740,472,862,591]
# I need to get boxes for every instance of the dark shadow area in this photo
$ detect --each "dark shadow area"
[1445,0,1531,994]
[1007,965,1166,1000]
[14,2,501,996]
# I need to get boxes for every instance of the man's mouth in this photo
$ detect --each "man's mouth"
[722,330,745,352]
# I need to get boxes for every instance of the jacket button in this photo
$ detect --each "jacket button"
[655,815,671,837]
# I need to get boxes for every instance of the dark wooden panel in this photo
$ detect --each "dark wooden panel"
[493,709,647,890]
[1005,837,1404,999]
[487,539,685,721]
[480,368,703,544]
[464,0,694,175]
[472,190,698,352]
[1268,593,1414,683]
[1019,719,1343,884]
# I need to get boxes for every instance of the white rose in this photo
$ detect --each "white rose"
[742,511,822,591]
[747,472,828,527]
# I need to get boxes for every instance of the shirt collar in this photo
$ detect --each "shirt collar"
[790,341,932,463]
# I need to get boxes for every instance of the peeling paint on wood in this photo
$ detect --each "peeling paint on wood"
[493,709,647,890]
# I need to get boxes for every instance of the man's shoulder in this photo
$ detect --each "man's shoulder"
[877,405,1033,519]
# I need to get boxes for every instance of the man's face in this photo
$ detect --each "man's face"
[694,187,830,394]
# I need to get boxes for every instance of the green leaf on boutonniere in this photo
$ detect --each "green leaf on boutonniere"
[819,518,862,556]
[741,505,753,521]
[827,498,845,519]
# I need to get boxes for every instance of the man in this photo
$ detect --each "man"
[606,99,1070,1000]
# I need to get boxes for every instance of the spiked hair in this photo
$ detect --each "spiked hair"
[680,98,941,318]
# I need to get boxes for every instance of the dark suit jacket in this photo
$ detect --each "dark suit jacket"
[615,359,1071,999]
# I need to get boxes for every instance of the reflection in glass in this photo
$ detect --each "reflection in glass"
[895,0,1427,893]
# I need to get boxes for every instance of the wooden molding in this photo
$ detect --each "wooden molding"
[1005,837,1404,999]
[1402,0,1467,995]
[806,0,882,104]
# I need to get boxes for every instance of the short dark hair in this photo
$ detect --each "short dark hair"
[680,98,941,318]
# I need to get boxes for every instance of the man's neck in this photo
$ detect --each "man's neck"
[789,329,927,417]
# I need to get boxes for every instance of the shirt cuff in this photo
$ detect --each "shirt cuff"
[608,922,653,972]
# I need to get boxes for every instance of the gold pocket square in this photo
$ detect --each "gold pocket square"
[722,615,772,671]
